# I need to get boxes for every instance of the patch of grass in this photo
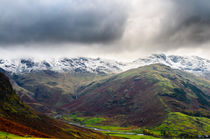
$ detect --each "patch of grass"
[0,131,46,139]
[83,117,106,124]
[0,131,20,138]
[87,125,140,132]
[149,112,210,137]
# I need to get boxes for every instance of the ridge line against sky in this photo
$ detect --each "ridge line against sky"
[0,0,210,61]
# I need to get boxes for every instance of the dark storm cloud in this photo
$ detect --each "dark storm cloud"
[0,0,127,45]
[157,0,210,47]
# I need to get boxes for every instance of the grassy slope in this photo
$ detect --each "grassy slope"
[150,112,210,137]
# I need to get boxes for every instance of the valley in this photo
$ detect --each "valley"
[0,55,209,138]
[0,72,118,139]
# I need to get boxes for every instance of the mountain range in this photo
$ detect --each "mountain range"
[0,54,209,79]
[1,54,208,113]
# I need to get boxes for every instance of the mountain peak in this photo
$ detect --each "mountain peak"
[131,54,210,77]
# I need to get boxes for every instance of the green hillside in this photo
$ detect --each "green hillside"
[150,112,210,137]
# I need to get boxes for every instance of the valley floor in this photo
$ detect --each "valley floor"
[61,114,160,139]
[61,112,210,138]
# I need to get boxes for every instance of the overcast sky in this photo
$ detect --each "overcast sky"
[0,0,210,61]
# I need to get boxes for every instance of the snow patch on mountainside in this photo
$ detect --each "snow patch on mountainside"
[0,54,209,78]
[125,54,210,76]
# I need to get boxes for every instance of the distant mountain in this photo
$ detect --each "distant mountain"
[0,54,209,79]
[11,71,106,114]
[127,54,210,80]
[0,57,124,74]
[0,72,112,138]
[61,64,210,127]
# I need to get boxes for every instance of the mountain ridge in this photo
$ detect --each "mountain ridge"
[0,54,209,80]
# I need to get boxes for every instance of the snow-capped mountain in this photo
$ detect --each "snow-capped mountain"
[0,57,125,74]
[126,54,210,77]
[0,54,209,79]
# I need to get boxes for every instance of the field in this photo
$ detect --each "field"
[62,114,161,138]
[63,113,140,131]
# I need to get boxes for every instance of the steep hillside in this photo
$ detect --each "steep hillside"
[0,71,38,120]
[62,64,210,127]
[0,72,113,138]
[0,116,50,138]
